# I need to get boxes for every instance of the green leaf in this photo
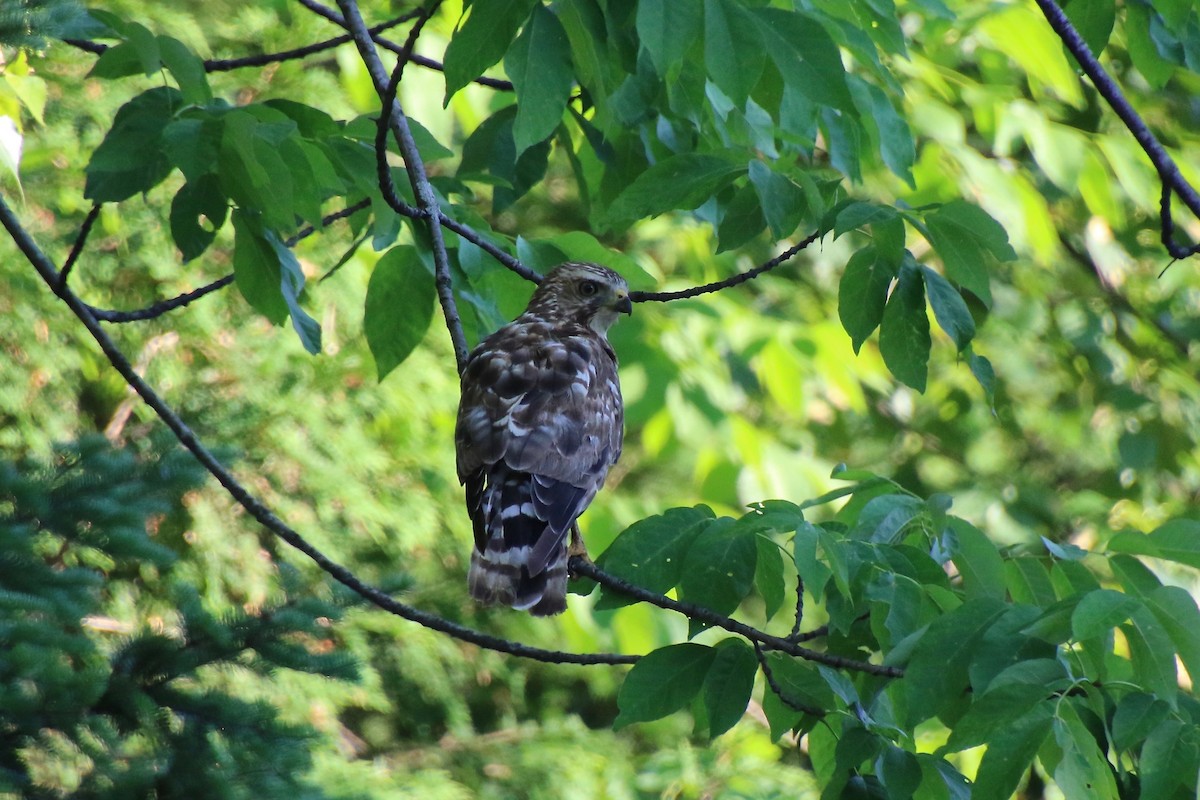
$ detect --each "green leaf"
[1143,585,1200,691]
[678,518,757,623]
[716,182,767,252]
[232,209,287,324]
[1121,606,1178,703]
[971,705,1053,800]
[637,0,701,77]
[838,245,896,354]
[753,8,854,113]
[556,0,614,121]
[163,116,221,183]
[754,534,786,622]
[458,105,550,213]
[1107,518,1200,569]
[793,521,833,600]
[747,161,806,238]
[904,598,1007,726]
[1053,701,1119,800]
[363,247,436,380]
[539,231,656,289]
[833,201,898,238]
[1126,3,1176,88]
[1137,719,1198,799]
[1070,589,1140,641]
[442,0,538,101]
[942,682,1055,754]
[614,643,716,729]
[857,80,915,186]
[948,518,1006,602]
[88,41,148,79]
[877,746,922,800]
[169,175,228,262]
[595,506,714,610]
[702,639,757,737]
[1111,693,1170,751]
[268,232,321,355]
[704,0,764,107]
[606,152,745,225]
[505,4,573,157]
[1151,0,1193,29]
[1108,553,1162,596]
[218,110,296,232]
[919,264,975,352]
[759,653,836,738]
[879,261,930,391]
[158,35,211,105]
[84,87,179,202]
[1005,557,1056,607]
[1063,0,1116,57]
[924,201,1016,307]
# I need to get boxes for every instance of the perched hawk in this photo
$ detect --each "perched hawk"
[456,262,631,615]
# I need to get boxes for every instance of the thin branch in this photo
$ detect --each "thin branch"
[297,0,514,91]
[788,574,805,642]
[754,643,827,717]
[1,192,635,667]
[84,200,370,324]
[570,558,902,678]
[1032,0,1200,259]
[64,12,418,73]
[59,203,101,289]
[337,0,468,371]
[630,229,822,303]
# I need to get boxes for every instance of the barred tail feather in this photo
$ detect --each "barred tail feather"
[466,465,573,615]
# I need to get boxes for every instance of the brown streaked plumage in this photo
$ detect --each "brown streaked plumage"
[455,262,631,615]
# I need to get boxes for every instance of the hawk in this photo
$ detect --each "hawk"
[456,262,631,616]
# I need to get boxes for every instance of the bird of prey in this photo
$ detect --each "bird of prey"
[455,262,631,615]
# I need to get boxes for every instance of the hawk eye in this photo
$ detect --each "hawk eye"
[578,279,599,297]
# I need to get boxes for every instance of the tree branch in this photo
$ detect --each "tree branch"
[336,0,469,371]
[58,203,100,290]
[83,200,370,324]
[1033,0,1200,259]
[1,192,634,667]
[570,558,902,678]
[754,642,827,717]
[630,230,822,303]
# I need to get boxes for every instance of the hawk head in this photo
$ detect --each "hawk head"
[524,262,632,335]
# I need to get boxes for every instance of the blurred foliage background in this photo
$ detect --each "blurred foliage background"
[2,0,1199,796]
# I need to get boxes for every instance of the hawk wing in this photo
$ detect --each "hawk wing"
[456,321,622,614]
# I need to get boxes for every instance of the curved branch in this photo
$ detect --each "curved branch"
[84,200,370,324]
[631,229,822,303]
[754,643,827,717]
[0,193,635,667]
[1033,0,1200,259]
[58,203,100,289]
[570,558,902,678]
[337,0,468,371]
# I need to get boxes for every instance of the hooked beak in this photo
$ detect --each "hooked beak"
[615,291,633,315]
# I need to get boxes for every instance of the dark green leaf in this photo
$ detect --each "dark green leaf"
[1107,518,1200,569]
[942,681,1056,753]
[363,247,436,380]
[971,704,1053,800]
[84,87,179,202]
[595,506,714,610]
[877,746,922,800]
[458,105,550,212]
[1143,585,1200,690]
[268,232,321,355]
[505,4,573,157]
[169,174,228,262]
[163,116,221,182]
[1121,606,1178,703]
[839,246,896,354]
[920,264,975,352]
[158,35,211,104]
[948,518,1006,602]
[556,0,615,120]
[924,201,1015,306]
[678,518,757,623]
[754,534,786,622]
[760,653,836,739]
[747,161,806,238]
[637,0,701,77]
[753,8,854,112]
[218,110,296,232]
[614,643,715,729]
[856,80,915,186]
[704,0,764,106]
[793,521,833,600]
[1108,553,1163,596]
[879,261,930,391]
[702,639,757,737]
[716,182,767,252]
[1126,3,1175,88]
[606,152,745,224]
[1063,0,1116,57]
[1138,719,1198,799]
[904,598,1007,726]
[1111,693,1170,751]
[967,348,996,406]
[88,41,146,79]
[834,201,898,238]
[231,209,287,324]
[442,0,538,101]
[1070,589,1139,640]
[1053,701,1120,800]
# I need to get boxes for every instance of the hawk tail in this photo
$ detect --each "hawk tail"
[466,468,571,616]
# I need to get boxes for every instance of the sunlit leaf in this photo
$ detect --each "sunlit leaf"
[442,0,537,101]
[879,261,930,391]
[505,4,573,157]
[363,246,435,380]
